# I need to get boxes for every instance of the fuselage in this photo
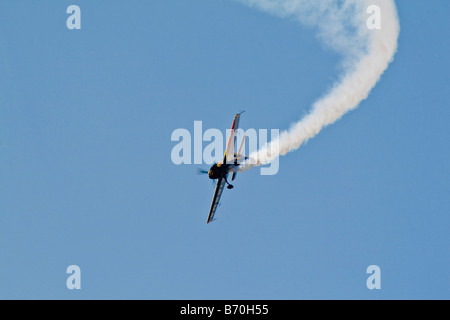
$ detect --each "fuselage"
[208,162,232,180]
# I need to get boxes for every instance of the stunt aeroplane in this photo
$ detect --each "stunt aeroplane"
[198,112,248,223]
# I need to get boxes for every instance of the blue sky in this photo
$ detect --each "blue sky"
[0,0,448,299]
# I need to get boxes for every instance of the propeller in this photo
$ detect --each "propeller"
[196,168,209,175]
[197,168,216,188]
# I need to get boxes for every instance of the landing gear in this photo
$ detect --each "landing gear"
[224,176,234,189]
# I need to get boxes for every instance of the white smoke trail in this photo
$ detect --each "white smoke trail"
[238,0,400,168]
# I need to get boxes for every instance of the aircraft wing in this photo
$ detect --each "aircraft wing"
[223,112,243,164]
[206,177,226,223]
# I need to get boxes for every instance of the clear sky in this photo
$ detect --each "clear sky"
[0,0,448,299]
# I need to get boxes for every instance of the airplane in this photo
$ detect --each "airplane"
[198,112,248,224]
